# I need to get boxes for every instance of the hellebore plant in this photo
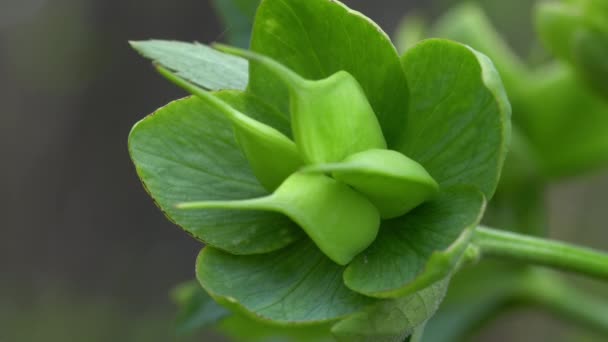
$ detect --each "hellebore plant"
[128,0,608,340]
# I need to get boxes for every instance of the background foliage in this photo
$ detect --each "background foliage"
[2,0,607,341]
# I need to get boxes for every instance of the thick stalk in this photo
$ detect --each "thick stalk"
[473,226,608,279]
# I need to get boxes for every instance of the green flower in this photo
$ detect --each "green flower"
[129,0,510,339]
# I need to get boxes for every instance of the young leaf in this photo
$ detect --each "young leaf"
[397,39,511,200]
[128,96,304,255]
[130,40,248,90]
[332,278,450,342]
[248,0,409,146]
[180,172,381,266]
[343,187,485,298]
[196,240,376,324]
[302,149,439,219]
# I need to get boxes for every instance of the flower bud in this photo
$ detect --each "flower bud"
[178,172,380,265]
[303,149,439,219]
[215,44,387,164]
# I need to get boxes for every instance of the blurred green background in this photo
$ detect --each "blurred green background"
[1,0,606,341]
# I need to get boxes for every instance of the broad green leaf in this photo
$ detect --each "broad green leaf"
[248,0,409,146]
[211,0,260,48]
[129,95,303,254]
[171,281,230,336]
[398,39,511,199]
[344,187,485,298]
[516,65,608,177]
[130,40,248,91]
[196,240,376,324]
[332,278,450,342]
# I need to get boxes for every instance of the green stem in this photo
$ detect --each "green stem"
[473,226,608,279]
